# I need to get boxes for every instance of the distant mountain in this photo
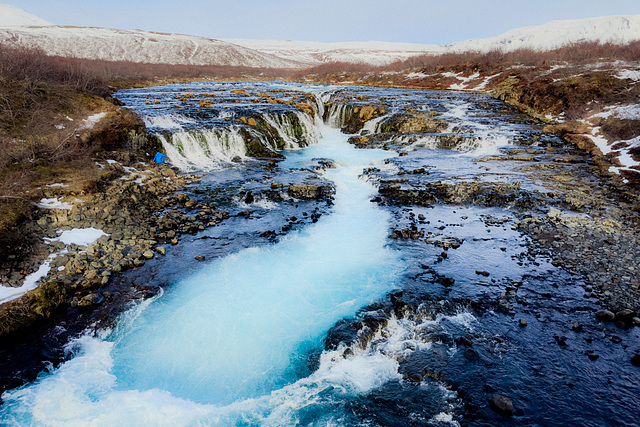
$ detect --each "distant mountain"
[0,5,639,68]
[0,3,51,26]
[220,39,445,67]
[446,15,640,52]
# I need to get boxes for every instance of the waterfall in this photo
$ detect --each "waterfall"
[360,114,389,135]
[159,127,247,171]
[143,113,196,130]
[325,103,352,128]
[154,110,321,171]
[261,111,320,149]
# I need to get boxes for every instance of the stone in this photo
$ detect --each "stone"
[78,293,104,307]
[489,394,514,416]
[519,319,528,327]
[143,250,154,259]
[156,246,166,256]
[595,310,615,322]
[288,184,322,199]
[440,276,455,286]
[195,255,205,261]
[571,323,583,332]
[547,207,561,218]
[631,354,640,367]
[615,309,637,323]
[464,348,480,361]
[632,317,640,327]
[476,270,491,277]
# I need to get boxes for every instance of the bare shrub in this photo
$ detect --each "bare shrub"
[601,119,640,142]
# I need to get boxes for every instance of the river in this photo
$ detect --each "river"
[1,81,639,426]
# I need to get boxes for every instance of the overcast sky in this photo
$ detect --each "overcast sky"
[10,0,640,44]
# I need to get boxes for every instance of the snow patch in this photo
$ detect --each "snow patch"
[0,228,106,304]
[37,198,73,210]
[406,72,432,80]
[0,255,55,304]
[79,112,107,130]
[617,69,640,81]
[45,228,108,247]
[591,104,640,120]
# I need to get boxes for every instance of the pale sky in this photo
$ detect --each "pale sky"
[10,0,640,44]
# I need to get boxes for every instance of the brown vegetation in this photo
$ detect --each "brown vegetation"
[389,41,640,73]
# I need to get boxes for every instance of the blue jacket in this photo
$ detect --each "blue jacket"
[153,152,168,164]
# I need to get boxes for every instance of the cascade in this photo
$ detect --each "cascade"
[158,127,247,171]
[261,111,320,149]
[157,109,323,171]
[360,114,389,135]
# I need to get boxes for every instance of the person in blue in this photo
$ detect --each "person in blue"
[152,151,168,165]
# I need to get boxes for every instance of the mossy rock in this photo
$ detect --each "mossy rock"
[0,281,68,337]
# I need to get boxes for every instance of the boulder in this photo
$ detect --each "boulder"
[595,310,616,322]
[615,309,637,323]
[489,394,514,416]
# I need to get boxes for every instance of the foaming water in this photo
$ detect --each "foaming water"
[159,127,248,170]
[0,125,405,425]
[144,113,196,130]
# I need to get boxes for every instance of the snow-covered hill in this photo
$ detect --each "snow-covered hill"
[446,15,640,52]
[0,3,51,26]
[0,26,309,68]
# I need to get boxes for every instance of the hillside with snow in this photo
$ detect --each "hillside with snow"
[446,15,640,53]
[0,25,310,68]
[0,3,51,26]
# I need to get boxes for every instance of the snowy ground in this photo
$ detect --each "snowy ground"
[0,159,153,304]
[0,228,108,304]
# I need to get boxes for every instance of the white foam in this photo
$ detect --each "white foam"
[360,114,389,135]
[160,127,248,171]
[143,114,195,130]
